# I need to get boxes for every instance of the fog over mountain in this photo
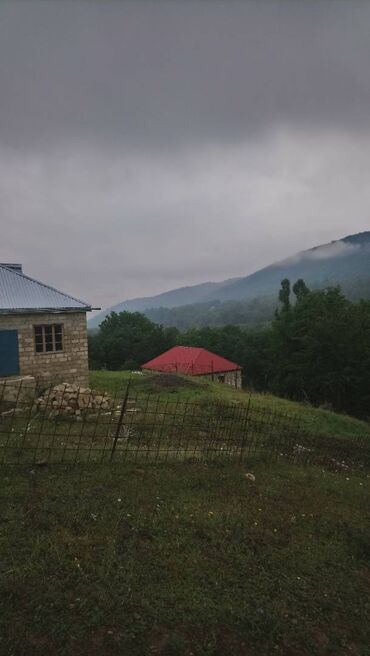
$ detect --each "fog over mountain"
[1,2,370,308]
[89,232,370,329]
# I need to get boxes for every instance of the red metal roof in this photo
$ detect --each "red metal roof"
[142,346,241,376]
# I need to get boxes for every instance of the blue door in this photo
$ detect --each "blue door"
[0,330,20,376]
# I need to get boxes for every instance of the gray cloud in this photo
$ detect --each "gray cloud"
[2,129,370,307]
[0,1,369,151]
[284,240,364,266]
[0,2,369,309]
[305,242,361,261]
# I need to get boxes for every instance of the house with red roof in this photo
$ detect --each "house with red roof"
[142,346,242,388]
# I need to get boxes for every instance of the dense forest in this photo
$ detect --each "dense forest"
[144,276,370,329]
[89,280,370,419]
[144,296,276,329]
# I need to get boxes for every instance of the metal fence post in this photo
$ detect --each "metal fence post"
[110,381,131,462]
[239,396,251,465]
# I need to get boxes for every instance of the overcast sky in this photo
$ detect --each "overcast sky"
[1,1,370,309]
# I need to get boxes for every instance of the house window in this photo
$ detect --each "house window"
[34,324,63,353]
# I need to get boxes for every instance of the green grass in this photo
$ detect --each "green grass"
[1,371,368,467]
[89,370,370,440]
[0,460,369,655]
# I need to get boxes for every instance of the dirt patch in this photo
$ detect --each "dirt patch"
[138,373,201,393]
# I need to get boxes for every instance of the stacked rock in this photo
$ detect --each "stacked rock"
[36,383,113,416]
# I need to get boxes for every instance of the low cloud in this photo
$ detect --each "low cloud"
[285,240,364,266]
[1,128,370,310]
[306,241,360,261]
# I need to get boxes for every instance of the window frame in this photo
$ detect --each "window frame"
[34,323,64,354]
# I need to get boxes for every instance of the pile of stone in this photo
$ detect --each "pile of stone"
[35,383,113,416]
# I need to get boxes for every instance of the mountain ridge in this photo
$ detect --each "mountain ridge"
[89,231,370,330]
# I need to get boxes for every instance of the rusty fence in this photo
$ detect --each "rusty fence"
[0,379,369,469]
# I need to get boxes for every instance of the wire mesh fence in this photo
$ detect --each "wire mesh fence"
[0,378,369,469]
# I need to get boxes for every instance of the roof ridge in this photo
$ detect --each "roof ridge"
[168,345,239,368]
[192,347,206,365]
[0,264,91,309]
[142,345,241,374]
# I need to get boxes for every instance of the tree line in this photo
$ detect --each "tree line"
[89,279,370,418]
[133,275,370,330]
[144,296,276,329]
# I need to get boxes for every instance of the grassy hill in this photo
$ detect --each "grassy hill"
[2,370,368,470]
[89,231,370,330]
[89,370,370,441]
[1,444,369,655]
[1,370,368,655]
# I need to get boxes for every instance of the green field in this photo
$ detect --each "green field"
[1,371,369,467]
[1,460,369,656]
[1,372,369,654]
[90,370,370,440]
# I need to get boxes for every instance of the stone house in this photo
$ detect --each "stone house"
[142,345,243,388]
[0,263,93,387]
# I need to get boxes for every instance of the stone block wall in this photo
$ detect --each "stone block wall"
[223,370,242,389]
[203,369,242,389]
[0,311,89,386]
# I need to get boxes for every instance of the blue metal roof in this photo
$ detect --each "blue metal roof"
[0,264,91,313]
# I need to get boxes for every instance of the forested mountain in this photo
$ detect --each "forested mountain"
[89,232,370,330]
[144,296,276,329]
[89,282,370,418]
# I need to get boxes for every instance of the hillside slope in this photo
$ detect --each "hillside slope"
[89,370,370,440]
[216,231,370,302]
[89,231,370,329]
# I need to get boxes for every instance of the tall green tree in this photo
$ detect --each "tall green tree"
[292,278,309,301]
[271,283,370,415]
[278,278,291,313]
[88,311,178,370]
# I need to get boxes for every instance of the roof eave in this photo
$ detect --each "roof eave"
[142,365,242,374]
[195,368,242,375]
[0,307,92,315]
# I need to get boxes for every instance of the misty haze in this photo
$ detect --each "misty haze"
[1,3,369,656]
